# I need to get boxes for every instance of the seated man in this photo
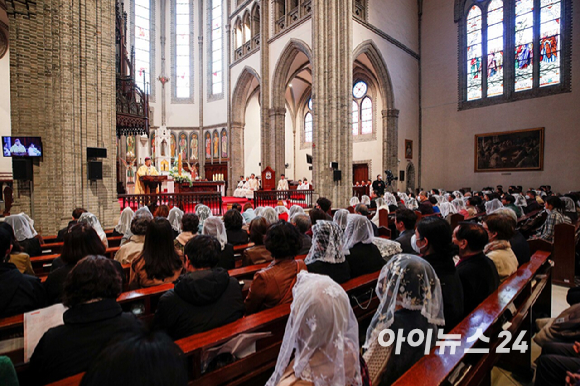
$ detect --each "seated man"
[453,222,499,316]
[535,342,580,386]
[0,229,46,318]
[57,208,87,242]
[291,214,312,256]
[394,209,418,254]
[525,190,543,213]
[316,197,333,221]
[154,235,245,340]
[418,191,435,215]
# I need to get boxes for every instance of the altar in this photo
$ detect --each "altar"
[174,181,226,196]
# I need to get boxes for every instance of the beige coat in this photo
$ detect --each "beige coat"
[114,235,145,265]
[484,240,518,282]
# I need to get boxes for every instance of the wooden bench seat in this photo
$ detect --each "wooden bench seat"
[23,271,382,386]
[29,247,121,277]
[41,229,115,244]
[35,237,123,257]
[392,250,552,386]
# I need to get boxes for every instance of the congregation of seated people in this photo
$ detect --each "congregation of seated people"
[0,184,578,385]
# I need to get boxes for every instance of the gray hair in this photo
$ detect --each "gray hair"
[291,214,311,234]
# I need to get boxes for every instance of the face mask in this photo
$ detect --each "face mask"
[411,234,422,254]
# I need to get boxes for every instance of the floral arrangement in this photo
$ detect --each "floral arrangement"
[169,168,193,186]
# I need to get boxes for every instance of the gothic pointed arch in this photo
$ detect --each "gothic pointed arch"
[353,40,398,179]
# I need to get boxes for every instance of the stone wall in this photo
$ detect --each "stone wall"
[8,0,119,234]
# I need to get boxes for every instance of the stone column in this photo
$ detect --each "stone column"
[9,0,119,233]
[198,33,205,178]
[383,108,399,187]
[229,122,244,194]
[311,0,353,206]
[270,107,286,176]
[259,0,270,173]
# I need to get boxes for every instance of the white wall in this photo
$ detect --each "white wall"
[0,50,11,174]
[367,0,419,53]
[244,91,261,175]
[421,0,580,193]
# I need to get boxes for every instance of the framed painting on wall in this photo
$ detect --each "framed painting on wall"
[475,127,544,172]
[405,139,412,159]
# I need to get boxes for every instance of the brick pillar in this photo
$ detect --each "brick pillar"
[311,0,353,207]
[383,108,400,189]
[229,122,244,195]
[270,107,286,176]
[259,0,271,174]
[9,0,119,233]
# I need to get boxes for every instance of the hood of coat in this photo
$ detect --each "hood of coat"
[174,268,231,306]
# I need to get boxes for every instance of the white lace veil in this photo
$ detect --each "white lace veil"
[254,207,265,217]
[262,207,279,225]
[350,196,360,207]
[305,221,346,264]
[5,213,38,241]
[561,197,576,212]
[195,204,213,228]
[439,202,457,218]
[167,207,184,232]
[514,194,527,208]
[384,193,397,207]
[333,209,350,231]
[78,212,107,244]
[123,207,153,239]
[451,198,467,212]
[361,195,371,206]
[202,217,227,250]
[115,207,134,235]
[289,205,305,219]
[485,199,504,215]
[363,254,445,350]
[453,190,464,199]
[343,215,374,254]
[265,272,362,386]
[406,198,419,210]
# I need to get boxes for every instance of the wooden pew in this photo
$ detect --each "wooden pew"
[41,229,116,244]
[527,222,575,287]
[36,237,123,257]
[392,251,552,386]
[22,271,382,386]
[29,247,121,277]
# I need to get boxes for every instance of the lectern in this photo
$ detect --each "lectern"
[139,175,168,194]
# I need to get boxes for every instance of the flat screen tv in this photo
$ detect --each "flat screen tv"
[2,137,43,157]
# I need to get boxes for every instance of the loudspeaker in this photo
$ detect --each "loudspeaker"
[330,162,338,170]
[333,170,342,182]
[88,161,103,180]
[87,147,107,159]
[13,158,33,181]
[306,154,313,164]
[399,170,405,182]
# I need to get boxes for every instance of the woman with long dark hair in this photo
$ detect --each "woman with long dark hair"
[414,216,464,330]
[45,223,116,304]
[129,218,183,289]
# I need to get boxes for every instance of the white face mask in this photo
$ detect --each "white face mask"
[411,234,422,254]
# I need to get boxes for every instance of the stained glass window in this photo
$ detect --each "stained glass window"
[487,0,504,97]
[352,82,373,136]
[461,0,568,106]
[361,97,373,134]
[515,0,534,91]
[211,0,223,95]
[353,81,367,98]
[304,112,313,143]
[352,101,359,136]
[134,0,151,92]
[174,0,191,99]
[466,5,482,100]
[539,0,561,87]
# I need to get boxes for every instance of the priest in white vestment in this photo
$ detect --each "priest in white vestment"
[277,174,289,191]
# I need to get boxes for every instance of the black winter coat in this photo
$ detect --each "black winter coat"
[0,262,46,318]
[29,299,141,385]
[456,252,499,316]
[345,243,385,278]
[154,268,245,340]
